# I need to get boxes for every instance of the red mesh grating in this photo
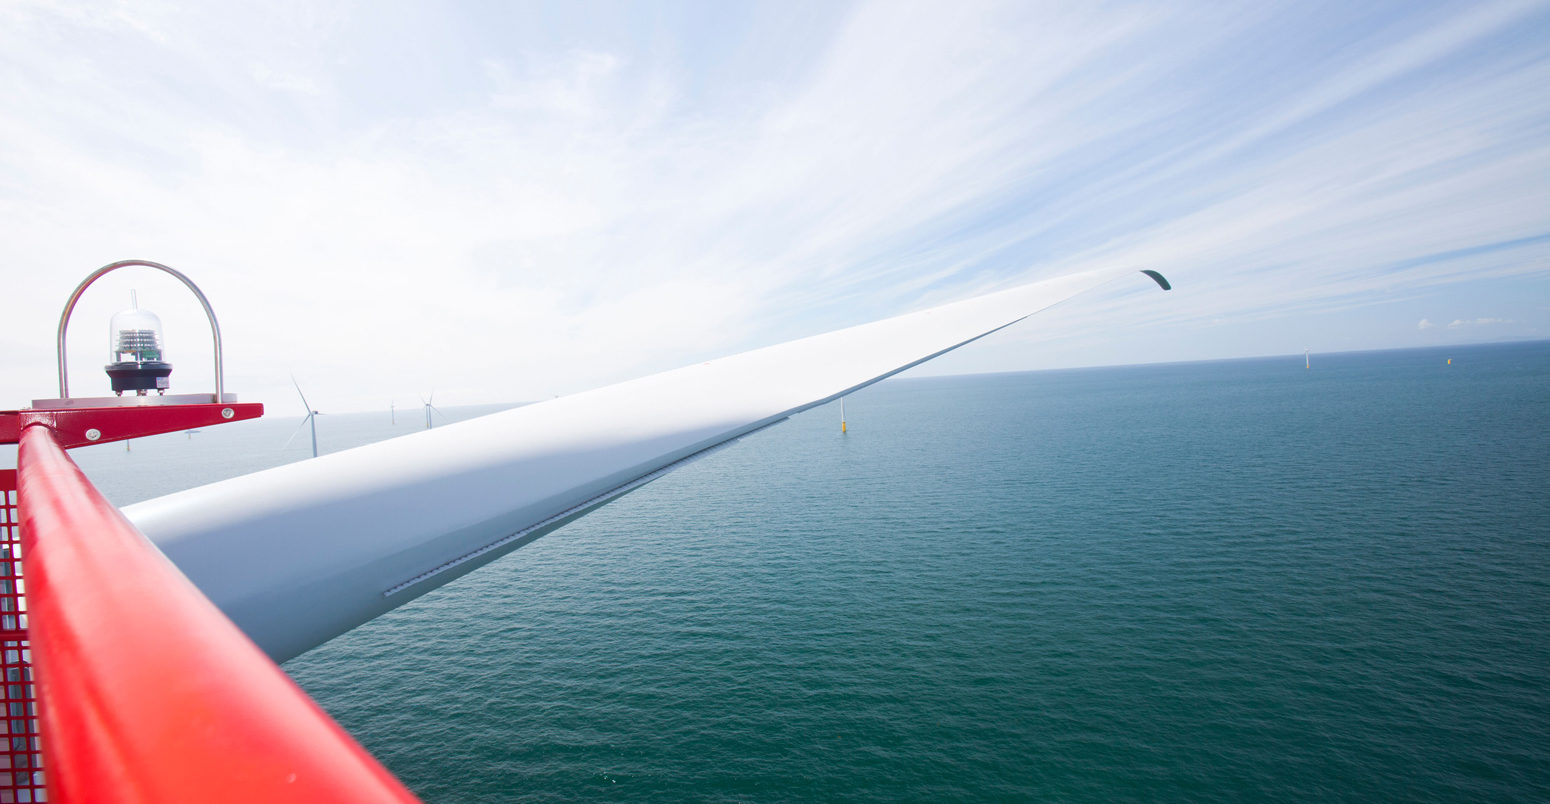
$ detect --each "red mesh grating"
[0,470,44,802]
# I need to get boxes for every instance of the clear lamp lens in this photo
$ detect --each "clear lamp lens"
[109,307,166,364]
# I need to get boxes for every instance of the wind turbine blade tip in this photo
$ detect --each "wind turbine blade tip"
[291,377,311,410]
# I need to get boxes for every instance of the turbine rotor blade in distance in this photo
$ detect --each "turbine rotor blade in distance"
[291,376,311,413]
[281,414,314,451]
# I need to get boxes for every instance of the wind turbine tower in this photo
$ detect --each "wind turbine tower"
[422,392,445,429]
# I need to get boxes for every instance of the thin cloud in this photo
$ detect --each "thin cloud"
[1448,318,1512,329]
[248,63,324,97]
[0,1,1547,410]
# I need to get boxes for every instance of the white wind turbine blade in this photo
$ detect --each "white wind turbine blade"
[280,414,314,452]
[291,376,312,414]
[283,376,314,452]
[127,266,1170,662]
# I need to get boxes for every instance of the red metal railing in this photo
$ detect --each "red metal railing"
[16,424,423,803]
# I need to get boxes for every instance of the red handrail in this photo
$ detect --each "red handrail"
[17,424,424,803]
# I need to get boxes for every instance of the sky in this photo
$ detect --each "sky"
[2,0,1548,413]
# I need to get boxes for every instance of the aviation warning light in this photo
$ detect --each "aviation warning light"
[104,292,174,395]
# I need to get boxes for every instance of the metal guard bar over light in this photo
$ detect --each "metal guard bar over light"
[56,260,226,401]
[16,425,422,804]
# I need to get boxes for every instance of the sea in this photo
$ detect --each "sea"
[58,341,1550,802]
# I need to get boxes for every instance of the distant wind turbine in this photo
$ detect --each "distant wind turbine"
[284,377,323,458]
[422,392,445,429]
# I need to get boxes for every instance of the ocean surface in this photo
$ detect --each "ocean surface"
[63,341,1550,802]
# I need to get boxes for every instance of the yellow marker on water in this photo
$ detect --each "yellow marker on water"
[1448,358,1452,365]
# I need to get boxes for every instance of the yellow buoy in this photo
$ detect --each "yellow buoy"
[1447,358,1452,365]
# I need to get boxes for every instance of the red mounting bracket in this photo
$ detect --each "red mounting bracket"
[1,402,263,448]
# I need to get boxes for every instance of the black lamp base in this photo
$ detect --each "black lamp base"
[105,361,173,394]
